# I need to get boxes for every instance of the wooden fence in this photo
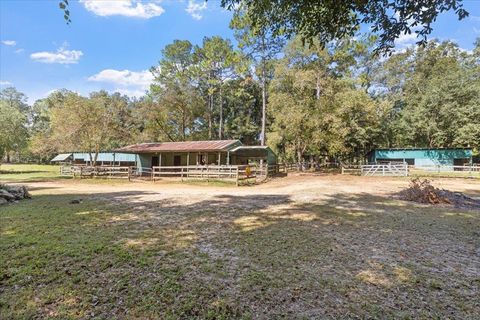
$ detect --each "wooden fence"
[341,165,362,175]
[151,165,258,186]
[282,162,340,172]
[62,164,286,185]
[61,165,132,179]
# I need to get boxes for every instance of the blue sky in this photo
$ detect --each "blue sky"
[1,0,479,104]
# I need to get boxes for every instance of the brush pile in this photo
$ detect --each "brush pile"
[0,184,31,205]
[398,178,480,209]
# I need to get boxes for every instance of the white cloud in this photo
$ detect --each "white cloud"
[395,32,418,45]
[15,48,25,54]
[88,69,153,87]
[2,40,16,46]
[392,32,419,53]
[30,47,83,64]
[186,0,207,20]
[0,80,12,86]
[80,0,164,19]
[458,47,473,55]
[88,69,153,97]
[114,88,147,98]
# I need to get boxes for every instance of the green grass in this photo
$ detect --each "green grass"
[0,193,247,319]
[1,185,479,318]
[0,164,63,182]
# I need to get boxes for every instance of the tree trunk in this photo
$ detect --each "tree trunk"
[208,93,213,140]
[260,59,267,146]
[316,74,321,100]
[182,110,186,141]
[297,148,303,164]
[219,85,223,140]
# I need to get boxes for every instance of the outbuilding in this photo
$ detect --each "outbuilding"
[116,140,277,169]
[51,152,137,166]
[368,148,473,166]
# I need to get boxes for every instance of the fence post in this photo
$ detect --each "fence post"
[236,167,239,186]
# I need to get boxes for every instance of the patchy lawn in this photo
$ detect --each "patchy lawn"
[1,176,479,318]
[0,164,63,182]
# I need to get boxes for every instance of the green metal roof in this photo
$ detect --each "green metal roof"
[50,153,73,162]
[51,152,137,162]
[73,153,137,162]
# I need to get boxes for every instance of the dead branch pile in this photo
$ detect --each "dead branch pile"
[398,178,480,209]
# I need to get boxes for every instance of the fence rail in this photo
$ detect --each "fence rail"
[361,164,409,176]
[61,163,288,185]
[340,163,479,177]
[151,165,258,185]
[410,165,480,177]
[341,165,362,175]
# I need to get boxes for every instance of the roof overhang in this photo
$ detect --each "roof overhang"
[229,146,270,158]
[51,153,73,162]
[115,140,242,154]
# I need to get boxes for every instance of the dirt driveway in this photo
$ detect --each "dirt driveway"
[23,173,480,208]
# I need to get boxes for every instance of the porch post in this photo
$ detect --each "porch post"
[159,153,162,167]
[187,152,190,167]
[218,152,221,166]
[226,151,230,165]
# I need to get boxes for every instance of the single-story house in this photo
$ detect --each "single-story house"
[51,152,137,166]
[115,140,277,169]
[368,148,473,166]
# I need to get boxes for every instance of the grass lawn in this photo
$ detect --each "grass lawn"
[1,179,479,319]
[0,164,63,182]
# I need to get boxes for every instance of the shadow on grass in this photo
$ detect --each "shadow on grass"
[1,189,479,319]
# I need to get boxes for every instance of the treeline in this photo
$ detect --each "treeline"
[1,34,479,163]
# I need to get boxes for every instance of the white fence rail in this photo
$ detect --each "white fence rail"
[410,165,480,177]
[411,165,480,172]
[361,164,409,176]
[341,163,479,177]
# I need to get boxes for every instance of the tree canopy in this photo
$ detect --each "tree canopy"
[2,34,479,164]
[221,0,469,52]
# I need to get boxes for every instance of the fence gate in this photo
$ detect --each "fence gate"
[361,164,408,176]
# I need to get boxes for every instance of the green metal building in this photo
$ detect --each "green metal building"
[368,148,473,166]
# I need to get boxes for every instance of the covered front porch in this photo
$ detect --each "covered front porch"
[137,151,231,169]
[114,140,282,184]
